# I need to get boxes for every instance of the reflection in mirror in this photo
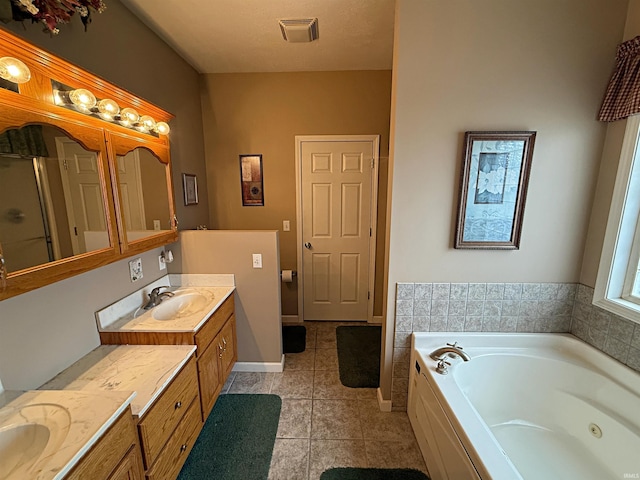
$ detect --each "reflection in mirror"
[0,124,109,273]
[117,147,171,243]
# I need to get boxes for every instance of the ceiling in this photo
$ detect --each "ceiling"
[121,0,395,74]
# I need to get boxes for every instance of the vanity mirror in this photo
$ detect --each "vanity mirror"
[108,131,176,256]
[0,123,112,272]
[0,28,177,300]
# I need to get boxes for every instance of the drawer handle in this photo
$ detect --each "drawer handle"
[180,444,187,453]
[175,401,182,409]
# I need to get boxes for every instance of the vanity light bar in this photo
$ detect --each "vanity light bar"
[0,57,31,84]
[53,86,170,136]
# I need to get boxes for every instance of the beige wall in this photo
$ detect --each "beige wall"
[200,71,392,317]
[581,0,640,286]
[171,231,282,364]
[382,0,629,398]
[0,1,207,389]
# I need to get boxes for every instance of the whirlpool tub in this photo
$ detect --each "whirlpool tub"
[408,333,640,480]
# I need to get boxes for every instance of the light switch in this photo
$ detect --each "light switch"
[283,220,290,232]
[252,253,262,269]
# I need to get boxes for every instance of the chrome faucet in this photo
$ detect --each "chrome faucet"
[143,286,174,310]
[429,342,471,362]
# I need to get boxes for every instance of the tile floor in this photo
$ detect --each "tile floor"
[219,321,428,480]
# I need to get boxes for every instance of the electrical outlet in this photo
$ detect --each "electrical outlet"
[252,253,262,269]
[129,257,143,282]
[153,219,161,231]
[159,253,166,271]
[283,220,290,232]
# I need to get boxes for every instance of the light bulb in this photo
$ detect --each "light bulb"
[119,107,139,126]
[155,122,170,135]
[138,115,156,132]
[69,89,97,110]
[97,98,120,119]
[0,57,31,84]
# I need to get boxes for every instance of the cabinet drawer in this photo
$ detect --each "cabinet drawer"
[65,408,139,480]
[145,398,203,480]
[195,294,234,355]
[138,356,198,468]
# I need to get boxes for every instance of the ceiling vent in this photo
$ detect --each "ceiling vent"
[279,18,319,43]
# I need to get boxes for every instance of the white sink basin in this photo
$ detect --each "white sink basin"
[0,403,71,479]
[152,290,212,320]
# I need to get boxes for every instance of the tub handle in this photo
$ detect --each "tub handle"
[436,359,451,375]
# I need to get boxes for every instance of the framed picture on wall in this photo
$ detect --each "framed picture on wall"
[454,131,536,249]
[240,154,264,206]
[182,173,199,206]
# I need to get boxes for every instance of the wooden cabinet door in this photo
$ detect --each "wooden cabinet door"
[197,340,223,421]
[107,445,145,480]
[219,316,237,378]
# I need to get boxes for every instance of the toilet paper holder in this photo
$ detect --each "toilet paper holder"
[280,270,297,279]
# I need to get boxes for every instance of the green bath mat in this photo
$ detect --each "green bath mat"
[177,394,281,480]
[336,325,381,388]
[321,468,429,480]
[282,325,306,353]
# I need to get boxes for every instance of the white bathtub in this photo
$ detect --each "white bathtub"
[408,333,640,480]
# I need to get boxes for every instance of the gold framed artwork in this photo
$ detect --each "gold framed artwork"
[240,154,264,206]
[454,131,536,249]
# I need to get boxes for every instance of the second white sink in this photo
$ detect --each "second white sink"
[152,290,212,320]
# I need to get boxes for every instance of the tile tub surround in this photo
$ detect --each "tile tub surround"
[392,281,640,410]
[571,284,640,372]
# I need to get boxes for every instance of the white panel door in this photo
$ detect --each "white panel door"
[301,139,375,321]
[56,138,107,254]
[116,150,146,232]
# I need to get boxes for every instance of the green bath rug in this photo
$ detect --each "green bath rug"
[321,468,430,480]
[177,394,281,480]
[336,325,381,388]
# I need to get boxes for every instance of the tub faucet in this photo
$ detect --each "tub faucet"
[143,286,174,310]
[429,342,471,362]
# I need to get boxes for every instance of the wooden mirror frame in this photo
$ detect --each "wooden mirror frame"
[107,130,178,257]
[0,28,176,301]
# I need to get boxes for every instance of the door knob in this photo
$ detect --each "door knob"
[304,242,312,249]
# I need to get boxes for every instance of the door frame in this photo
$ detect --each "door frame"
[295,135,380,322]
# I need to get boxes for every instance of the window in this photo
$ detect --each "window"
[594,115,640,321]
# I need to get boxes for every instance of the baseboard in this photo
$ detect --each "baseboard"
[233,355,285,373]
[282,315,301,324]
[377,388,392,412]
[369,316,383,324]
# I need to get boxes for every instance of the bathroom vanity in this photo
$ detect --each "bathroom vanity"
[0,389,139,479]
[41,345,201,480]
[96,275,237,422]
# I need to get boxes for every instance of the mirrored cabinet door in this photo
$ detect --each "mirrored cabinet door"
[107,131,177,255]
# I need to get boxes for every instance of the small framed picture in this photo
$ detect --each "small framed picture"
[182,173,198,206]
[240,154,264,206]
[454,131,536,249]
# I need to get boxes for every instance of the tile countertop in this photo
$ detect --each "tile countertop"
[41,345,197,418]
[96,274,235,333]
[0,389,135,480]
